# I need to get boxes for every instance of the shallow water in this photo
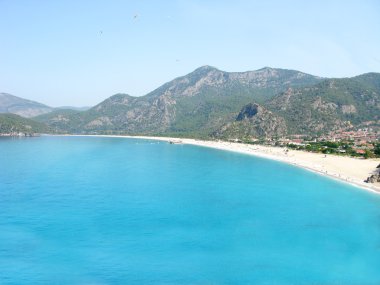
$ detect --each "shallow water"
[1,136,380,284]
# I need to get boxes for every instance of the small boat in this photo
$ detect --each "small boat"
[169,140,183,144]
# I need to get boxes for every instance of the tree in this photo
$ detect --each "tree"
[374,144,380,156]
[363,149,375,159]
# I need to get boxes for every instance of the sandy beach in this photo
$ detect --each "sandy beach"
[69,135,380,194]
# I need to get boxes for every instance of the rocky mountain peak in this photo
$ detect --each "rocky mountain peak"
[193,65,219,73]
[93,93,134,111]
[108,93,133,101]
[189,65,225,81]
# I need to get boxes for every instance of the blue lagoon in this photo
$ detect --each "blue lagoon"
[0,136,380,284]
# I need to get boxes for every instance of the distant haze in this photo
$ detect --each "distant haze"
[0,0,379,106]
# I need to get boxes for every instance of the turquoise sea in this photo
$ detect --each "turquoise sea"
[0,136,380,284]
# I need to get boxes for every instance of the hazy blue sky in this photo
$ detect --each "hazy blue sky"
[1,0,379,106]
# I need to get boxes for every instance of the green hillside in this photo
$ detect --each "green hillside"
[266,74,380,135]
[0,113,51,134]
[34,66,322,136]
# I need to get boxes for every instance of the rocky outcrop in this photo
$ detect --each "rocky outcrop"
[85,116,113,128]
[365,173,380,183]
[365,165,380,183]
[341,104,357,114]
[236,103,262,121]
[311,97,338,112]
[214,103,287,139]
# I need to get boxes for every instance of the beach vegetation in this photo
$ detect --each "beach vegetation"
[374,144,380,156]
[363,149,375,159]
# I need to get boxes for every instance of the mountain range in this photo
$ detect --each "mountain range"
[1,66,379,138]
[0,93,53,118]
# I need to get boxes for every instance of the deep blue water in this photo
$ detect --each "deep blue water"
[0,136,380,284]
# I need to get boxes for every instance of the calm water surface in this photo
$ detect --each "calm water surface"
[0,136,380,284]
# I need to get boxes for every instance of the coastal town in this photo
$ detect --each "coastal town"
[234,128,380,159]
[285,128,380,158]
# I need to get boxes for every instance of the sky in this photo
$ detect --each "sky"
[0,0,379,107]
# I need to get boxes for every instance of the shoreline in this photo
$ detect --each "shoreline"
[58,134,380,194]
